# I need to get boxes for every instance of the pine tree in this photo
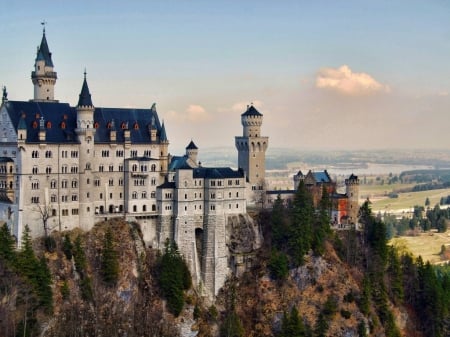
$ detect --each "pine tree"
[62,234,73,260]
[100,228,119,286]
[289,180,314,266]
[0,223,16,263]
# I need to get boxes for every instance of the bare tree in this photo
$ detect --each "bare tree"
[34,202,56,237]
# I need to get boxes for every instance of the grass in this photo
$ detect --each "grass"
[390,231,450,264]
[369,188,450,213]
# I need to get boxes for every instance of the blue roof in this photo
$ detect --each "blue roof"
[4,100,165,144]
[241,105,262,117]
[169,156,192,170]
[36,32,54,68]
[312,171,331,183]
[193,167,244,179]
[77,74,93,107]
[186,140,198,150]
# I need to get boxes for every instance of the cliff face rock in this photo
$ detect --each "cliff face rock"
[44,219,181,337]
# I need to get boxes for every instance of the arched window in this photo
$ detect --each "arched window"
[151,164,156,172]
[46,121,52,128]
[133,122,139,130]
[94,122,99,129]
[132,164,138,172]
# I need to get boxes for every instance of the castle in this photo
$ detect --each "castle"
[0,29,358,298]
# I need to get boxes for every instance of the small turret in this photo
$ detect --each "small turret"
[186,140,198,164]
[17,114,27,142]
[345,174,360,225]
[75,71,95,136]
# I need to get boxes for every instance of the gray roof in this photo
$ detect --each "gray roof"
[169,156,192,170]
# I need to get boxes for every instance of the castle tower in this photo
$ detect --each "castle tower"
[235,105,268,191]
[31,27,57,102]
[345,174,360,225]
[75,72,96,230]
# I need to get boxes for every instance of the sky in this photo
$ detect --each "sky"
[1,0,450,154]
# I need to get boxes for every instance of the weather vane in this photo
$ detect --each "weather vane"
[41,20,47,33]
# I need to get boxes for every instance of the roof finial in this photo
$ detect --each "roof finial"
[84,68,87,80]
[41,20,47,34]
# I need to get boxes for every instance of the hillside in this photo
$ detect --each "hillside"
[1,210,449,336]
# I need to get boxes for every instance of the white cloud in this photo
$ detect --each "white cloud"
[316,65,390,95]
[218,100,264,114]
[165,104,211,123]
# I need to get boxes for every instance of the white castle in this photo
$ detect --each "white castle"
[0,29,268,298]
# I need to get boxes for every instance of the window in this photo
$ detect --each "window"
[229,192,232,198]
[62,209,69,216]
[133,205,137,212]
[72,194,78,201]
[132,192,138,199]
[119,178,124,186]
[102,150,109,157]
[144,150,151,157]
[228,180,232,186]
[132,164,138,172]
[185,194,187,199]
[151,164,156,172]
[131,150,137,157]
[235,179,240,185]
[32,166,38,174]
[51,194,57,203]
[142,205,146,212]
[71,151,78,158]
[152,204,156,211]
[31,196,39,203]
[46,166,52,174]
[118,165,123,172]
[109,179,114,186]
[70,166,78,173]
[99,165,104,172]
[116,150,124,157]
[71,209,79,215]
[210,193,215,199]
[61,195,68,202]
[45,150,52,158]
[210,205,215,211]
[61,150,68,158]
[151,177,156,185]
[109,165,114,172]
[142,192,147,198]
[94,179,100,187]
[236,192,239,197]
[31,150,39,158]
[50,180,57,189]
[210,181,215,187]
[99,193,103,200]
[61,180,68,188]
[72,180,78,188]
[61,165,68,174]
[151,191,155,198]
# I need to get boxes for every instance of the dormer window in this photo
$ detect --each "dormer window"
[133,122,139,130]
[32,121,38,129]
[46,121,52,128]
[94,122,99,129]
[35,113,40,119]
[107,122,112,129]
[121,122,127,130]
[60,121,66,129]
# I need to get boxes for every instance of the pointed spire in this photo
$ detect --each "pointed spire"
[77,70,94,107]
[36,23,54,67]
[186,139,198,150]
[160,121,168,142]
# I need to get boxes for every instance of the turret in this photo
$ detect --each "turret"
[186,140,198,164]
[31,27,57,102]
[159,121,169,174]
[149,104,158,142]
[75,71,95,137]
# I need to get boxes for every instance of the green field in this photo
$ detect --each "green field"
[390,231,450,264]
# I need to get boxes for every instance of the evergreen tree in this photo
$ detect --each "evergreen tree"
[289,180,314,266]
[268,249,289,280]
[279,306,305,337]
[62,234,73,260]
[0,223,16,263]
[312,186,331,256]
[100,228,119,286]
[158,239,191,316]
[271,195,290,249]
